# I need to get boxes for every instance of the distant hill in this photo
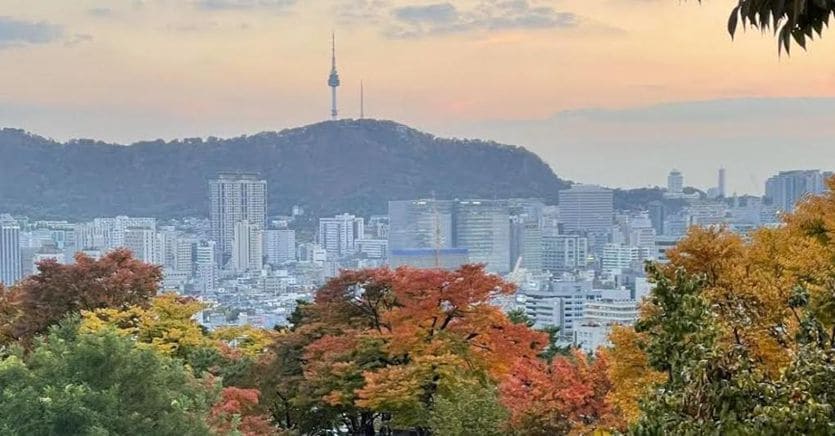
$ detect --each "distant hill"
[0,120,571,220]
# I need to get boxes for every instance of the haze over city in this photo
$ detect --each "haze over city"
[2,0,835,193]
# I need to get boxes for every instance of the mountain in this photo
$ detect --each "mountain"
[0,120,569,220]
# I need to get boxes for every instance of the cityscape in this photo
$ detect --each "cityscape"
[1,167,830,353]
[3,0,835,434]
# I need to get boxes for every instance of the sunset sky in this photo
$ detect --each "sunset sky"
[2,0,835,194]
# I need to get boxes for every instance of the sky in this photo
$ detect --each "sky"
[1,0,835,195]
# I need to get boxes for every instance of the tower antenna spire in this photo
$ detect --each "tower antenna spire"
[360,81,364,119]
[327,31,340,120]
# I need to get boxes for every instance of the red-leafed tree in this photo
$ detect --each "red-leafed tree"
[0,249,160,345]
[209,387,281,435]
[500,349,619,435]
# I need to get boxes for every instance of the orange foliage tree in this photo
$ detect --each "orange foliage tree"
[0,249,160,345]
[261,265,548,435]
[209,386,280,436]
[500,349,619,435]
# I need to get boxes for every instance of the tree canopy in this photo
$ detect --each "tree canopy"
[721,0,835,52]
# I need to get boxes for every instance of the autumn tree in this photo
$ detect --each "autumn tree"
[260,265,548,435]
[208,387,281,436]
[632,264,835,434]
[0,249,160,345]
[605,325,665,426]
[500,349,617,435]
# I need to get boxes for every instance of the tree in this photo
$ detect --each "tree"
[500,350,617,435]
[80,293,210,358]
[0,249,160,345]
[428,382,507,436]
[721,0,835,53]
[604,325,665,426]
[208,387,281,436]
[631,261,835,433]
[260,265,548,435]
[0,320,215,435]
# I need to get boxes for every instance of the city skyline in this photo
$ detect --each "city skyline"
[1,1,835,194]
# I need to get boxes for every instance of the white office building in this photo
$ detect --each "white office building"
[265,229,296,265]
[318,213,364,258]
[230,221,263,272]
[210,173,267,262]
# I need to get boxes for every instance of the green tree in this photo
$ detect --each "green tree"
[631,266,835,434]
[428,382,507,436]
[0,319,216,435]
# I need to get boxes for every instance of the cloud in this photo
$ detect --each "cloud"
[65,33,94,47]
[87,7,114,17]
[385,0,577,38]
[336,0,391,24]
[0,17,64,46]
[193,0,296,11]
[394,3,458,23]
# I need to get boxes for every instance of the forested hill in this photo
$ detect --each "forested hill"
[0,120,569,219]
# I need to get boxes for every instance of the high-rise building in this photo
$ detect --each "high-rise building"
[0,219,22,285]
[542,234,588,274]
[510,216,542,273]
[452,200,510,273]
[123,227,161,265]
[667,169,684,194]
[558,185,614,233]
[174,237,195,274]
[230,221,263,272]
[765,170,826,213]
[647,201,665,236]
[195,240,216,293]
[210,173,267,263]
[718,167,727,197]
[388,200,454,251]
[265,229,296,265]
[601,243,650,275]
[318,213,364,258]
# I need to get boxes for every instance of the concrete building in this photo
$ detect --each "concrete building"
[318,214,364,258]
[265,229,296,265]
[601,243,646,275]
[195,240,216,293]
[510,216,542,273]
[124,227,161,265]
[388,199,454,251]
[230,221,263,272]
[558,185,614,233]
[0,219,22,285]
[667,169,684,194]
[356,239,388,259]
[453,200,511,273]
[541,234,588,274]
[210,173,267,263]
[765,170,827,213]
[574,298,639,353]
[520,276,596,338]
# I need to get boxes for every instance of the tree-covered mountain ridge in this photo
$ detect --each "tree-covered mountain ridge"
[0,119,572,219]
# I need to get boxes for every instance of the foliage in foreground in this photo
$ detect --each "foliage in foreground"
[611,177,835,433]
[0,320,215,435]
